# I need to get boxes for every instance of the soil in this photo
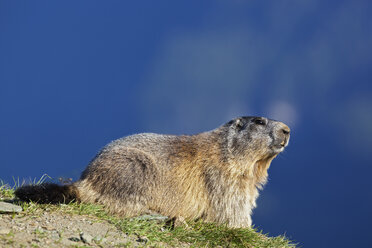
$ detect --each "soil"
[0,211,153,247]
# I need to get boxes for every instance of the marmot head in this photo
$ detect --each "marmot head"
[225,116,290,160]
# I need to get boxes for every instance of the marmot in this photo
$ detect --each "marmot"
[15,116,290,228]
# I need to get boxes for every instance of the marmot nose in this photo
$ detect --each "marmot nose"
[281,125,290,136]
[282,126,291,135]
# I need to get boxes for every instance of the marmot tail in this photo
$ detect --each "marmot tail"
[15,183,79,204]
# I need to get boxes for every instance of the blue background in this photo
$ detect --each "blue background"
[1,1,371,247]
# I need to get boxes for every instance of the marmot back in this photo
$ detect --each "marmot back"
[15,116,290,228]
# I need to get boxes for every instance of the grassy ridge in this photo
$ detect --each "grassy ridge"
[0,183,296,248]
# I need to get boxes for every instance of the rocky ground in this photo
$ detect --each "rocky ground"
[0,200,176,248]
[0,208,153,247]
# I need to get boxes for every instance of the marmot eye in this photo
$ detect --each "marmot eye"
[254,119,266,125]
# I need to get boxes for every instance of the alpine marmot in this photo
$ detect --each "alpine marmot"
[15,116,290,228]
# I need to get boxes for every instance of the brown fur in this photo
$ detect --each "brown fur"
[15,116,290,228]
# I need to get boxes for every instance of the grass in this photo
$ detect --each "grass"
[0,181,296,248]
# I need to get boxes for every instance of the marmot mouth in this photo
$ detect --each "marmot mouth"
[270,141,288,154]
[271,145,285,154]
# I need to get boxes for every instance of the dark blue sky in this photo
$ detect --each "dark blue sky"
[1,1,372,247]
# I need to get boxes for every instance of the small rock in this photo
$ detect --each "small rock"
[0,201,22,213]
[42,225,55,231]
[95,235,107,243]
[0,228,11,235]
[50,232,60,240]
[135,214,169,222]
[80,232,93,244]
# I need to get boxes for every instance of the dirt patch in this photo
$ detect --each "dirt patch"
[0,211,149,247]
